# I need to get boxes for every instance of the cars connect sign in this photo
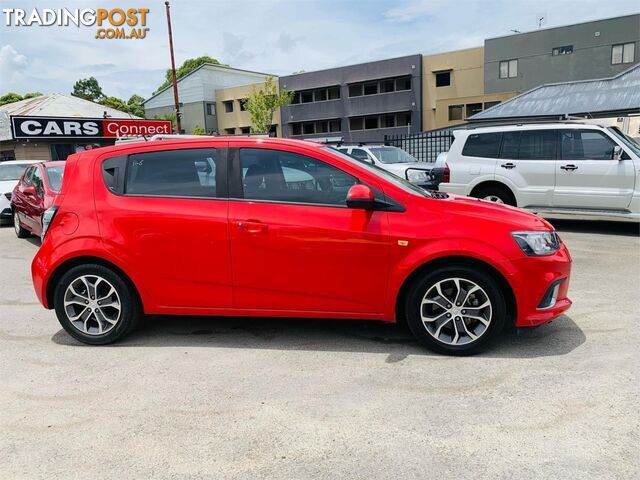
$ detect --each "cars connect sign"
[11,116,172,139]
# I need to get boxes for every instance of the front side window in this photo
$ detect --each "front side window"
[46,166,64,192]
[240,148,357,205]
[31,167,44,197]
[612,42,635,64]
[350,149,373,163]
[560,129,618,160]
[462,133,502,158]
[518,130,556,160]
[369,147,418,164]
[126,148,220,197]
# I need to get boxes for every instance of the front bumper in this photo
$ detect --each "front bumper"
[507,243,572,327]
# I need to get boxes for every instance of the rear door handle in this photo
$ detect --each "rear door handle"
[236,220,268,233]
[560,164,578,171]
[500,163,516,169]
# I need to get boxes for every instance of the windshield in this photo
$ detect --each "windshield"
[322,147,432,198]
[368,146,418,164]
[46,166,64,192]
[0,163,30,181]
[607,127,640,157]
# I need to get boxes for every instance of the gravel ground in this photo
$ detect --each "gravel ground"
[0,220,638,479]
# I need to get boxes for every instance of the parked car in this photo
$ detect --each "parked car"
[439,122,640,222]
[31,137,572,355]
[336,144,436,189]
[0,160,43,226]
[12,161,65,238]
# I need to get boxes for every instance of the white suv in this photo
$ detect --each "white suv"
[439,123,640,222]
[336,145,435,189]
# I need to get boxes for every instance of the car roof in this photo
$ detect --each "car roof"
[79,136,325,158]
[42,161,65,167]
[0,160,44,165]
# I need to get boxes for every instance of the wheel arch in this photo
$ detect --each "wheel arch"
[394,255,517,328]
[46,256,143,311]
[469,180,517,204]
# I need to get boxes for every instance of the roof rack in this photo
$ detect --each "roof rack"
[464,118,597,130]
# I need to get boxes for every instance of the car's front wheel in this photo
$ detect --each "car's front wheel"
[405,266,506,355]
[54,264,142,345]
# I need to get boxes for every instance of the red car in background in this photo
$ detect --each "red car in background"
[12,161,65,239]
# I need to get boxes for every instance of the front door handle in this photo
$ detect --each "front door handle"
[560,164,578,171]
[236,220,268,233]
[500,163,516,169]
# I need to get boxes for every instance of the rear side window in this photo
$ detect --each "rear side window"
[500,131,520,159]
[240,148,357,205]
[46,166,64,192]
[462,133,502,158]
[125,148,220,197]
[560,129,617,160]
[517,130,556,160]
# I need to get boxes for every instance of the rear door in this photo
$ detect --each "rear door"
[25,165,46,235]
[496,129,556,207]
[553,129,635,210]
[227,143,390,314]
[95,145,232,309]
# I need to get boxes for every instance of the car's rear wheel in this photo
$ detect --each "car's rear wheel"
[405,266,506,355]
[13,210,29,238]
[473,185,516,206]
[54,264,141,345]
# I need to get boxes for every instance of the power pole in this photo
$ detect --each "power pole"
[165,1,181,133]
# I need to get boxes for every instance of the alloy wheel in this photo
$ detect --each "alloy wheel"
[483,195,504,203]
[63,275,122,335]
[420,277,492,346]
[13,211,20,236]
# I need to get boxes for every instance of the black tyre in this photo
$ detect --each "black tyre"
[405,266,506,355]
[54,264,142,345]
[13,210,30,238]
[473,185,516,206]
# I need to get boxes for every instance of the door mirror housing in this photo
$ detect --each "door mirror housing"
[613,145,623,160]
[346,184,375,209]
[23,186,37,196]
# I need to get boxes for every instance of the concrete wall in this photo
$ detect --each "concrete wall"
[280,54,422,142]
[485,14,640,94]
[422,47,517,129]
[145,102,206,135]
[215,83,282,136]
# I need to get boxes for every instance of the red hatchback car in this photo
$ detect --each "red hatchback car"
[12,161,65,239]
[31,137,571,354]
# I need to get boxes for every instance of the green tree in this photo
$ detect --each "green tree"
[192,125,206,135]
[243,76,294,134]
[155,56,222,93]
[71,77,104,102]
[100,96,129,113]
[153,113,177,131]
[0,93,23,106]
[23,92,43,99]
[127,94,145,117]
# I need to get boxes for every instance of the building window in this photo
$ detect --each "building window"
[292,92,301,104]
[363,82,378,95]
[292,86,340,104]
[223,101,233,113]
[395,77,411,91]
[484,101,501,109]
[499,59,518,79]
[329,119,341,132]
[383,114,396,128]
[612,42,635,64]
[241,127,251,134]
[364,116,379,129]
[291,123,302,136]
[224,128,235,135]
[448,105,463,121]
[552,45,573,56]
[301,91,314,103]
[206,103,215,115]
[348,75,412,97]
[435,71,451,87]
[314,89,327,102]
[466,103,483,118]
[396,112,411,127]
[349,112,411,131]
[289,118,342,136]
[349,117,364,131]
[328,86,341,100]
[239,100,247,111]
[348,84,363,97]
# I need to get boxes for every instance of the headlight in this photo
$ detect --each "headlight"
[41,206,59,241]
[512,231,561,256]
[406,169,430,183]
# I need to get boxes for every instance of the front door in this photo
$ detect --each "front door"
[228,144,390,314]
[495,129,557,208]
[554,129,635,210]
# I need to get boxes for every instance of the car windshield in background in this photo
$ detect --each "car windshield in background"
[323,147,432,198]
[608,127,640,156]
[0,163,30,181]
[46,166,64,192]
[368,146,418,164]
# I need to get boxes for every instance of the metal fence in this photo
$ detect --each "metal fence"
[384,129,454,163]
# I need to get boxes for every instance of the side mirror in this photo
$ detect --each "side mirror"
[346,184,375,209]
[613,145,623,160]
[23,186,37,196]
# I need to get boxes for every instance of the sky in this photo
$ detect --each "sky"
[1,0,639,100]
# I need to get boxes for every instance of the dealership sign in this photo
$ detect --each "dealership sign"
[11,116,172,139]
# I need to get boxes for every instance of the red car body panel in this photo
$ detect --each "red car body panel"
[31,137,572,328]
